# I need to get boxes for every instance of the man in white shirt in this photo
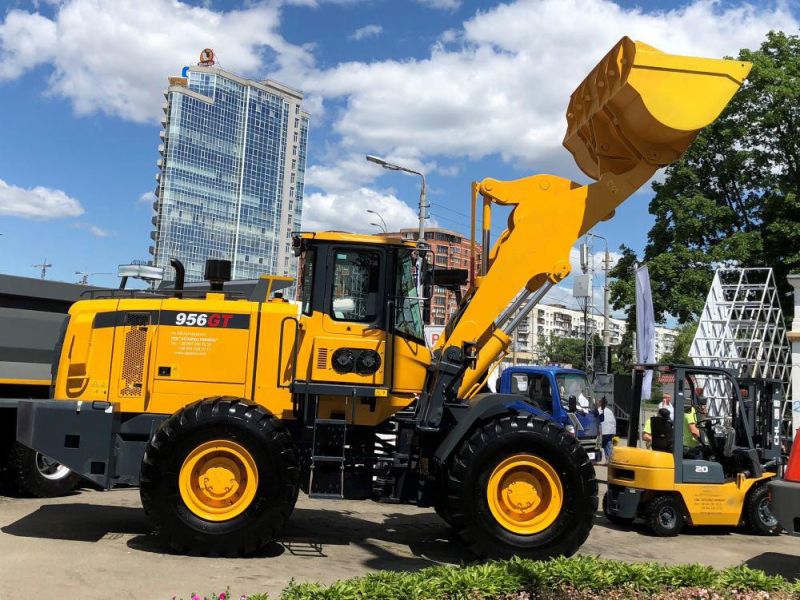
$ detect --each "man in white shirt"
[599,396,616,463]
[659,392,675,421]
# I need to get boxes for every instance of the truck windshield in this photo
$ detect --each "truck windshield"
[556,373,595,411]
[394,249,424,342]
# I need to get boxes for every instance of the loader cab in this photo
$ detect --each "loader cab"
[292,233,429,398]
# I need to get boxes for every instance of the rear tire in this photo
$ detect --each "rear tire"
[434,499,454,527]
[602,492,633,526]
[4,442,80,498]
[745,484,780,536]
[445,413,597,559]
[140,397,299,556]
[646,495,685,537]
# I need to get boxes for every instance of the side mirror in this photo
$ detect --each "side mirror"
[568,395,577,413]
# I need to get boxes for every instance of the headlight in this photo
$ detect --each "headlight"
[565,424,576,435]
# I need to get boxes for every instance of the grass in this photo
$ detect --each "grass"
[274,556,800,600]
[183,556,797,599]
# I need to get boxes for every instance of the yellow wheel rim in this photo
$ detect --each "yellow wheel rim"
[487,453,563,535]
[179,439,258,522]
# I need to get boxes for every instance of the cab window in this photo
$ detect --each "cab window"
[330,250,380,322]
[556,373,595,411]
[510,373,552,413]
[394,249,424,341]
[298,249,315,315]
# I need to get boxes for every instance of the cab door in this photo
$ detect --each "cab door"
[310,246,387,385]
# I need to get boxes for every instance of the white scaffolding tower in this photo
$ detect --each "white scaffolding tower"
[689,268,792,417]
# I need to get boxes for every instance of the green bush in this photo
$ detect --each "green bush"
[275,556,797,600]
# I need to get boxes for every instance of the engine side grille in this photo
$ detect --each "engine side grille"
[317,347,329,370]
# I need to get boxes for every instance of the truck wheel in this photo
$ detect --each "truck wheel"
[5,442,80,498]
[445,413,597,559]
[140,397,300,556]
[745,484,780,536]
[646,495,685,536]
[602,493,633,526]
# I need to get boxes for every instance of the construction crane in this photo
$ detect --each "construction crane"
[15,38,750,558]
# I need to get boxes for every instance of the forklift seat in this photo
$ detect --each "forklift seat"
[650,415,674,453]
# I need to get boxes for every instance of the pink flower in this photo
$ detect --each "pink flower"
[219,594,226,600]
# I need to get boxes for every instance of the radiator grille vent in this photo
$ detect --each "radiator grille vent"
[120,313,150,397]
[317,347,329,370]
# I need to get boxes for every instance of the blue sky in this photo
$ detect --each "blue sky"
[0,0,798,311]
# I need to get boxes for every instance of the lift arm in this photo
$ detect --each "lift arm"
[437,37,751,398]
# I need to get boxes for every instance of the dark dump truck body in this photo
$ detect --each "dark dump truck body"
[0,274,103,496]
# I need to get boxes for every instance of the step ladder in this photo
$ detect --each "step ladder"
[308,396,351,499]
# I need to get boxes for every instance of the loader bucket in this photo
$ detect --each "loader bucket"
[563,37,751,180]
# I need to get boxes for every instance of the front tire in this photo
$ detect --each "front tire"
[745,484,780,536]
[4,442,80,498]
[445,413,597,559]
[140,397,299,556]
[646,495,685,537]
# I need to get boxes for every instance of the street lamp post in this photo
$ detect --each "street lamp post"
[365,155,428,245]
[366,209,387,233]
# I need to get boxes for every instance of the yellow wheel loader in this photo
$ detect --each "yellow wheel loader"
[15,38,750,557]
[604,365,781,537]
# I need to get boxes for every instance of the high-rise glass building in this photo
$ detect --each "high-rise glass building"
[150,65,309,281]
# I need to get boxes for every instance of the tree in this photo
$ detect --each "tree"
[608,246,639,373]
[537,334,603,371]
[610,31,800,324]
[660,322,698,365]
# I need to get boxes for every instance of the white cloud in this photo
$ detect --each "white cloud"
[3,0,795,240]
[568,245,622,276]
[72,222,112,238]
[0,0,312,123]
[137,191,156,205]
[349,24,383,41]
[302,187,420,233]
[0,178,84,219]
[0,10,56,80]
[302,0,796,178]
[417,0,462,10]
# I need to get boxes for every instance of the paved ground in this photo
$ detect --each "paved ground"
[1,468,799,599]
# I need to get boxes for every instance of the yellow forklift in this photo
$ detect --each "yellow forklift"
[604,365,780,536]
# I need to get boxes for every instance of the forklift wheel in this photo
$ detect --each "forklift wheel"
[744,484,780,536]
[444,413,597,560]
[140,397,300,556]
[602,493,633,526]
[646,495,685,537]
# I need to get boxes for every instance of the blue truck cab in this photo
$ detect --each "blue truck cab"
[497,365,601,461]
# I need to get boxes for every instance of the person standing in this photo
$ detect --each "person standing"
[598,396,616,463]
[659,392,675,421]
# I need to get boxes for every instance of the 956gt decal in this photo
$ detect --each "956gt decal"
[162,311,250,329]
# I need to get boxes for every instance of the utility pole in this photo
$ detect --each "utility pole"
[365,154,428,301]
[33,259,52,280]
[588,233,611,372]
[579,240,593,373]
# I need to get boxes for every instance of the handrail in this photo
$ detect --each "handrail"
[277,316,300,389]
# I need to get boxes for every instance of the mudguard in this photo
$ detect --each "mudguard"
[433,393,552,465]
